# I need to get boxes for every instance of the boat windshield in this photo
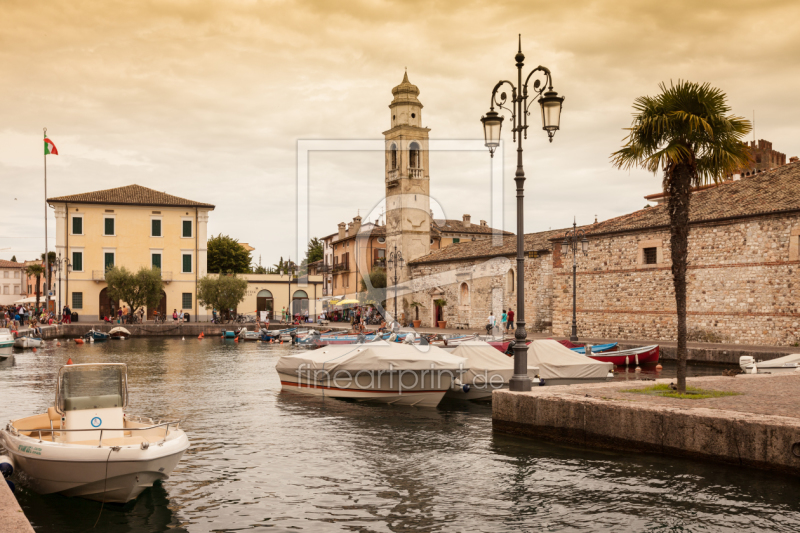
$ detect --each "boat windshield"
[57,364,128,412]
[0,328,10,335]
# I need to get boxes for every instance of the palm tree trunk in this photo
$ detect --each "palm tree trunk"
[667,166,692,393]
[35,274,41,317]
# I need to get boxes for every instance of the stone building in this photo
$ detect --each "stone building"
[0,259,25,306]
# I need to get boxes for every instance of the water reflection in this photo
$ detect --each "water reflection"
[1,338,798,532]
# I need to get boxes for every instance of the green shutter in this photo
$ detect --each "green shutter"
[72,292,83,309]
[72,217,82,235]
[105,253,114,269]
[182,293,192,309]
[453,238,460,243]
[104,218,114,235]
[152,254,161,269]
[152,219,161,237]
[183,254,192,273]
[72,252,83,272]
[182,220,192,238]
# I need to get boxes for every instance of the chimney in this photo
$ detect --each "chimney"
[462,214,471,224]
[791,156,799,163]
[346,222,352,236]
[480,220,487,227]
[338,222,346,240]
[352,216,362,234]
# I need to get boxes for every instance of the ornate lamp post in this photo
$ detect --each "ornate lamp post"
[53,253,72,320]
[481,35,565,391]
[281,257,295,322]
[562,219,588,342]
[386,244,404,327]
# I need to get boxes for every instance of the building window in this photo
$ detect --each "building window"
[182,293,192,309]
[72,292,83,309]
[506,269,515,293]
[152,219,162,237]
[72,216,83,235]
[13,271,19,278]
[643,247,658,265]
[390,143,397,169]
[409,141,420,168]
[2,271,7,278]
[104,252,115,270]
[182,220,193,238]
[460,283,470,306]
[452,238,460,244]
[72,251,83,272]
[182,253,192,273]
[104,217,115,236]
[2,286,7,295]
[152,253,162,269]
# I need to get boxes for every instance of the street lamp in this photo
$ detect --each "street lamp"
[281,257,295,323]
[386,244,404,328]
[481,35,565,392]
[562,218,588,342]
[53,253,72,320]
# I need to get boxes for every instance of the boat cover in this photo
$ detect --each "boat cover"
[528,340,613,380]
[756,353,800,368]
[570,342,617,354]
[109,327,131,335]
[276,340,468,373]
[450,341,538,383]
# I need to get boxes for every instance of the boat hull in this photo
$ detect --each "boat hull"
[588,345,659,366]
[0,340,13,357]
[278,372,451,407]
[14,337,43,349]
[0,430,189,503]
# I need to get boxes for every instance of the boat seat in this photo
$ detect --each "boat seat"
[64,394,123,411]
[47,406,61,421]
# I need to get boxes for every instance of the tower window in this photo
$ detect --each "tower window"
[643,247,658,265]
[409,141,420,168]
[411,113,416,118]
[391,143,397,170]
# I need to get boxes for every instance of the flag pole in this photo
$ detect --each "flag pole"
[44,127,49,313]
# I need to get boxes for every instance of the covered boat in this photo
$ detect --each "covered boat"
[109,326,131,340]
[739,353,800,374]
[84,329,110,342]
[276,341,468,407]
[445,341,538,400]
[569,342,618,354]
[528,340,614,385]
[0,363,189,503]
[14,335,43,349]
[0,327,13,358]
[237,327,261,341]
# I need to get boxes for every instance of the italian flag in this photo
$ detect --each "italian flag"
[44,135,58,155]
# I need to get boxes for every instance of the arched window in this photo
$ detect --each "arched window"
[409,141,420,169]
[292,290,309,316]
[460,282,470,306]
[390,143,398,170]
[506,269,515,294]
[257,290,273,315]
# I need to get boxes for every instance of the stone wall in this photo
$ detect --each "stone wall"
[409,252,553,331]
[552,214,800,345]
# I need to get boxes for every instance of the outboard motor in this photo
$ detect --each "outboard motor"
[505,340,516,355]
[419,336,429,346]
[388,333,397,342]
[739,355,754,372]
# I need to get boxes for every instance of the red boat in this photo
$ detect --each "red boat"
[586,344,660,366]
[487,341,510,353]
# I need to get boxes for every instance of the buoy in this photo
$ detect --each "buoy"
[32,348,37,353]
[75,338,84,345]
[67,358,73,365]
[198,335,203,339]
[280,341,284,345]
[182,336,185,341]
[655,364,663,371]
[635,366,642,373]
[56,341,61,346]
[234,337,239,343]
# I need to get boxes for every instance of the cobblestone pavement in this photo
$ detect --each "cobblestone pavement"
[539,373,800,419]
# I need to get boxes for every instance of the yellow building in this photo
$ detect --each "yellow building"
[232,273,324,321]
[49,185,214,322]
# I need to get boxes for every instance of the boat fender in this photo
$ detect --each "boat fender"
[634,366,641,373]
[0,455,13,478]
[538,378,546,387]
[5,479,14,494]
[655,364,663,371]
[451,378,463,391]
[462,384,471,393]
[57,341,61,346]
[182,337,185,341]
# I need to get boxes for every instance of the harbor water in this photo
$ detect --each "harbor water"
[1,338,799,532]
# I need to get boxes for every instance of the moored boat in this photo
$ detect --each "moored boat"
[0,362,189,503]
[14,335,43,349]
[739,354,800,374]
[1,328,17,357]
[84,329,110,342]
[276,341,469,407]
[587,345,659,366]
[569,342,618,354]
[109,326,131,340]
[528,340,614,385]
[237,327,261,341]
[445,341,538,400]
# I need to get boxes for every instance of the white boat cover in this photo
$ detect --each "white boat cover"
[756,353,800,368]
[528,340,613,380]
[276,340,468,373]
[449,341,538,382]
[109,327,131,335]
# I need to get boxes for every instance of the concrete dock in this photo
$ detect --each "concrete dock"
[493,374,800,476]
[0,481,34,533]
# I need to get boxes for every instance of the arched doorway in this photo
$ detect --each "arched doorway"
[99,288,114,320]
[292,290,308,318]
[147,290,167,320]
[257,290,274,318]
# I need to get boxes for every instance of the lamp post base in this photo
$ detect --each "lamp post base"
[508,376,532,392]
[569,335,579,342]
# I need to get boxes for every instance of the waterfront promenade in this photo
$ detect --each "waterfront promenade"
[493,373,800,476]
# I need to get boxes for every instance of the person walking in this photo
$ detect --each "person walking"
[507,308,514,332]
[280,307,286,325]
[501,309,508,334]
[487,312,496,337]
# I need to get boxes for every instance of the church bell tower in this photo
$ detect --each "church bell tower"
[383,71,431,321]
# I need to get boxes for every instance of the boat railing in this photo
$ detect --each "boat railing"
[11,419,182,448]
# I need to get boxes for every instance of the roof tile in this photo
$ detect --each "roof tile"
[48,184,214,208]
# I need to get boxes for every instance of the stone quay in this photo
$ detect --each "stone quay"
[493,374,800,476]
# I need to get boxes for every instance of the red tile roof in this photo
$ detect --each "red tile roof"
[48,184,214,208]
[0,260,24,269]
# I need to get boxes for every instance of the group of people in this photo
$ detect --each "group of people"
[487,308,515,335]
[1,304,61,330]
[278,307,310,325]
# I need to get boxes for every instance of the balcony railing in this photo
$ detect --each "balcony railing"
[373,259,386,269]
[92,270,105,282]
[333,262,350,273]
[408,167,424,179]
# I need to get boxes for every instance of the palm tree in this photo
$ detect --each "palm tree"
[611,81,751,392]
[25,264,45,314]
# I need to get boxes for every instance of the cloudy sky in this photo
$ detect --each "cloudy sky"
[2,0,798,266]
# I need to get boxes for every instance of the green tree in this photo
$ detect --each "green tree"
[207,234,252,274]
[252,265,268,274]
[359,267,387,307]
[10,255,16,262]
[105,266,165,322]
[306,237,323,264]
[25,263,44,313]
[197,273,248,323]
[611,81,751,392]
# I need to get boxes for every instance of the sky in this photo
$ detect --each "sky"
[2,0,799,267]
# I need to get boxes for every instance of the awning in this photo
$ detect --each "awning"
[14,296,56,304]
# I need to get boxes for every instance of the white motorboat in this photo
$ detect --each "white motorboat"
[276,341,469,407]
[739,354,800,374]
[0,328,13,359]
[444,341,539,400]
[528,339,614,385]
[0,363,189,503]
[13,335,43,349]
